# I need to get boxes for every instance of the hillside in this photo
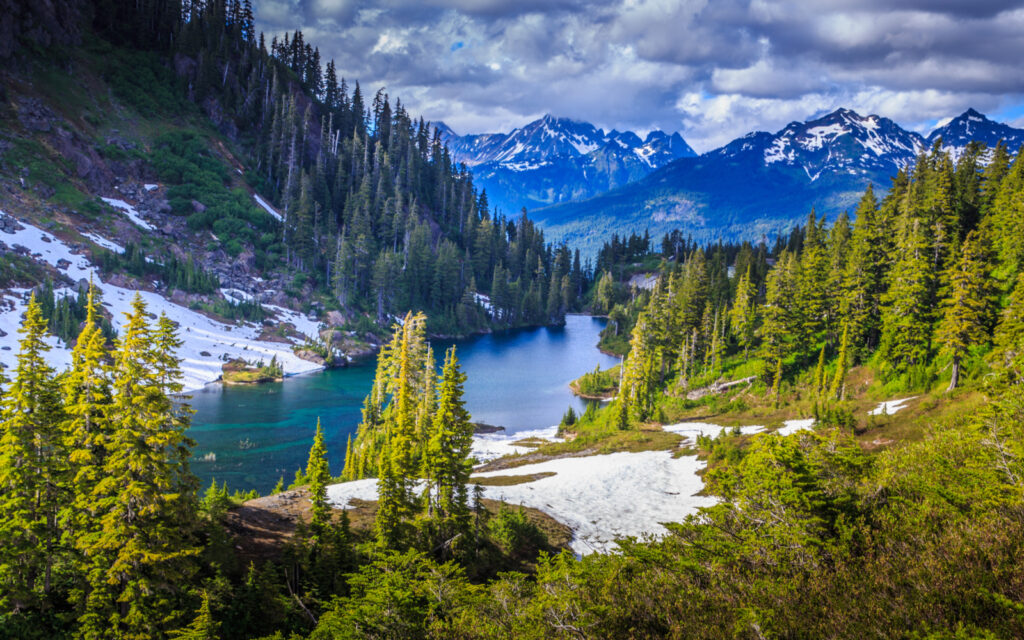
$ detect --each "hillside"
[0,0,587,389]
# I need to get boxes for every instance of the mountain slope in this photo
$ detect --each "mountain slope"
[927,108,1024,160]
[437,115,695,214]
[534,108,1023,254]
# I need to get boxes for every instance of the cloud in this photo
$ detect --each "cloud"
[254,0,1024,153]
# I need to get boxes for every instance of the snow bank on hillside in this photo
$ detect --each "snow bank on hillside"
[0,289,74,372]
[326,416,840,555]
[326,447,717,556]
[0,213,323,391]
[101,197,155,231]
[776,418,816,435]
[869,397,917,415]
[83,233,124,253]
[253,194,283,222]
[663,421,765,440]
[471,425,561,463]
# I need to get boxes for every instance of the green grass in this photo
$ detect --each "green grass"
[470,472,557,486]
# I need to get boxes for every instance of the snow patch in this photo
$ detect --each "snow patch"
[800,124,845,151]
[253,194,283,222]
[775,418,815,436]
[101,197,155,231]
[471,425,562,463]
[663,421,766,442]
[869,397,917,416]
[143,183,159,191]
[82,233,124,254]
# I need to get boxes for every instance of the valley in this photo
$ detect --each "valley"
[2,1,1024,638]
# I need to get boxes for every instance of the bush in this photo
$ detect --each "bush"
[488,504,546,558]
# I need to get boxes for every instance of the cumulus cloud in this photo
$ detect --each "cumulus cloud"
[254,0,1024,153]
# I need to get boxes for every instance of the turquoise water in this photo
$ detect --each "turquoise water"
[186,315,619,493]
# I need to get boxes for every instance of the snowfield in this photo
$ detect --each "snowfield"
[325,447,717,556]
[327,420,781,555]
[0,212,323,391]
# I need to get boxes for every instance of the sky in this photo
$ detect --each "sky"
[254,0,1024,153]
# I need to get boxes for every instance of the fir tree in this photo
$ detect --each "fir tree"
[306,418,331,539]
[81,294,199,638]
[423,346,474,556]
[0,294,64,610]
[61,280,114,621]
[830,324,850,401]
[991,272,1024,383]
[729,265,758,357]
[169,591,220,640]
[936,231,994,391]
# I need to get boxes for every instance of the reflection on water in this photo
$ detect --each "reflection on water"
[187,315,619,493]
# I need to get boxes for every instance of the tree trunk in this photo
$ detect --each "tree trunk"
[947,358,960,392]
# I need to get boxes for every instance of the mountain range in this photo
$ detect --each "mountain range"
[471,108,1024,254]
[435,115,696,215]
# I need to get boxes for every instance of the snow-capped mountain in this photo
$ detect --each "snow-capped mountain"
[708,108,926,181]
[435,115,695,214]
[531,108,1023,255]
[927,108,1024,161]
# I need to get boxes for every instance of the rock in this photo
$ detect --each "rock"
[294,349,326,366]
[325,310,346,327]
[191,199,207,213]
[0,214,23,233]
[56,258,70,270]
[200,351,212,357]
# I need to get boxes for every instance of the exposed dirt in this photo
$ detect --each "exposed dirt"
[225,486,573,563]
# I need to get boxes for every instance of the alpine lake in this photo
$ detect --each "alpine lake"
[186,315,620,494]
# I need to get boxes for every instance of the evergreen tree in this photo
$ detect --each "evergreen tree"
[80,294,199,638]
[729,265,757,357]
[830,324,850,401]
[423,346,474,556]
[62,280,114,621]
[306,418,331,539]
[879,215,935,376]
[0,294,64,611]
[169,591,220,640]
[936,231,994,391]
[618,311,658,423]
[991,271,1024,383]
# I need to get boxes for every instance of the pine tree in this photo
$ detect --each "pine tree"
[423,346,474,555]
[936,231,993,391]
[841,185,887,353]
[879,215,935,375]
[618,311,658,423]
[170,591,220,640]
[729,265,758,357]
[813,344,826,398]
[991,271,1024,383]
[0,294,64,610]
[306,418,331,539]
[797,210,829,345]
[62,280,114,621]
[772,358,783,409]
[830,324,850,400]
[80,294,199,638]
